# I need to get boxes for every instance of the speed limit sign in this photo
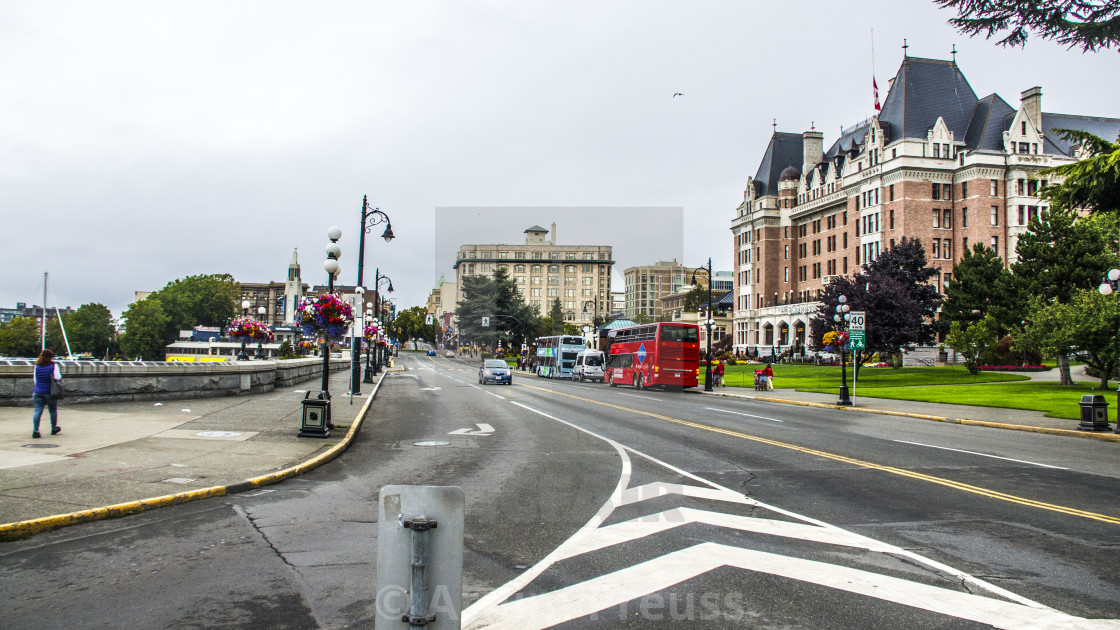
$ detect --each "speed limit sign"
[848,311,866,331]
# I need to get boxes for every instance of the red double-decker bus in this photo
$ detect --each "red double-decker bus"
[604,322,700,390]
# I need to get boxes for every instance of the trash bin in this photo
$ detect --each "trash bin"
[299,391,331,438]
[1077,394,1111,431]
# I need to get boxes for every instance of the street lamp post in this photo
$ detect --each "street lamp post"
[1097,268,1120,433]
[834,295,853,406]
[237,300,250,361]
[353,195,394,393]
[582,299,600,349]
[370,270,394,375]
[690,259,714,392]
[322,226,342,398]
[256,306,267,359]
[363,302,376,383]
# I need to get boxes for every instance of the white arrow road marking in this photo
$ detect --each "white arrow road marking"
[461,402,1086,629]
[892,439,1068,469]
[474,543,1116,630]
[706,406,785,422]
[419,387,442,391]
[448,423,494,436]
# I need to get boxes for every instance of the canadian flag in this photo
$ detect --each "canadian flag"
[873,77,881,112]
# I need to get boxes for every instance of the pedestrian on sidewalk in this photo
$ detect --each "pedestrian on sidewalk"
[762,362,774,390]
[714,360,725,387]
[31,349,63,439]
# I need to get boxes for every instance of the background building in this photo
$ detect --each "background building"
[623,260,685,320]
[0,303,75,326]
[452,223,613,328]
[731,54,1120,357]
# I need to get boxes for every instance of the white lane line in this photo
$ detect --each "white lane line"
[891,440,1068,470]
[486,391,506,400]
[477,543,1101,630]
[706,406,784,423]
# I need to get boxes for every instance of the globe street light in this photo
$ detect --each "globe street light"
[1098,268,1120,433]
[236,299,251,361]
[321,227,342,399]
[256,306,267,359]
[834,295,853,406]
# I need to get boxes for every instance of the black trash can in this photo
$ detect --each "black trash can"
[299,391,331,438]
[1077,394,1111,431]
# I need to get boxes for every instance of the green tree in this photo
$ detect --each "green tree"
[1040,130,1120,215]
[946,315,1001,375]
[942,244,1019,334]
[149,274,240,338]
[548,298,564,335]
[1024,290,1119,389]
[682,284,710,313]
[934,0,1120,51]
[1012,206,1115,384]
[119,298,170,361]
[64,303,114,357]
[0,316,42,358]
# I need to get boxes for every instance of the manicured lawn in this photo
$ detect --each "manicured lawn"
[714,364,1030,389]
[796,381,1114,420]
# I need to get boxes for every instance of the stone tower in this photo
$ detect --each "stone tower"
[283,248,303,324]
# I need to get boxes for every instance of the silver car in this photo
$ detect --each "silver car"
[479,359,512,385]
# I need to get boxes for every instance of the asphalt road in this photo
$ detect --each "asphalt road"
[2,352,1119,629]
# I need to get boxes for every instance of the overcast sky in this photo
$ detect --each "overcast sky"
[2,1,1117,320]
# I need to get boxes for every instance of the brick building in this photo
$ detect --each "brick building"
[731,55,1120,356]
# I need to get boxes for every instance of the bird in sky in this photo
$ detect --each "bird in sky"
[672,92,684,97]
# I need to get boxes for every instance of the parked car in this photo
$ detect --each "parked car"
[573,349,606,382]
[426,349,437,356]
[479,358,512,385]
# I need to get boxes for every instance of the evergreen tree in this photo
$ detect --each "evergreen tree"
[934,0,1120,51]
[942,244,1019,334]
[549,298,564,335]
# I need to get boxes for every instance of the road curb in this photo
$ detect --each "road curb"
[0,372,387,543]
[705,390,1120,443]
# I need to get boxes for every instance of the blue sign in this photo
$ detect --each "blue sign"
[637,343,647,363]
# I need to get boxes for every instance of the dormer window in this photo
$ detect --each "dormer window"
[1022,121,1027,135]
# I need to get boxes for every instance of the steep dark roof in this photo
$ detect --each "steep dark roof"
[964,93,1015,151]
[824,121,870,160]
[877,57,979,143]
[1040,113,1120,156]
[753,132,803,197]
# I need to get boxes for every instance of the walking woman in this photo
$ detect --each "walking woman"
[31,349,62,439]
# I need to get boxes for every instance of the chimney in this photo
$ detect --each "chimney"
[551,222,557,245]
[886,77,895,94]
[802,130,823,173]
[1021,86,1042,131]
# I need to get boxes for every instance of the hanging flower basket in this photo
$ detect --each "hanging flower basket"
[295,294,354,340]
[821,330,848,353]
[364,322,379,339]
[227,317,275,343]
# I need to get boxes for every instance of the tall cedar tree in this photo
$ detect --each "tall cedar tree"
[934,0,1120,51]
[942,244,1019,335]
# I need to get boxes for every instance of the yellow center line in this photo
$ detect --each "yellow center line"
[513,381,1120,525]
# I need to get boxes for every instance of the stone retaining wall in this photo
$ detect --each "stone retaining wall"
[0,358,350,406]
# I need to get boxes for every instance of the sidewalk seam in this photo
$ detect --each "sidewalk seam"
[703,390,1120,443]
[0,371,389,543]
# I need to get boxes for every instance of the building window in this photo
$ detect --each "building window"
[784,245,789,260]
[1018,205,1026,225]
[515,265,526,273]
[933,209,941,228]
[1019,142,1030,154]
[962,182,968,198]
[962,208,968,227]
[943,209,952,229]
[991,236,999,252]
[943,183,951,200]
[932,240,940,259]
[990,179,998,196]
[944,239,952,259]
[784,267,789,282]
[516,252,526,259]
[963,237,968,251]
[932,184,940,200]
[991,206,999,226]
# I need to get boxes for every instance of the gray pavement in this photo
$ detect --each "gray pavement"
[0,366,382,532]
[2,361,1116,540]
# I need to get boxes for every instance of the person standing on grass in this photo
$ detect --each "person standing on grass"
[31,349,62,439]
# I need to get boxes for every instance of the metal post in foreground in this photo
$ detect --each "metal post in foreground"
[375,486,464,630]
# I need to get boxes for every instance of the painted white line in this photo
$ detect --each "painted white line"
[486,391,506,400]
[706,406,785,423]
[475,543,1104,630]
[891,440,1068,470]
[468,384,480,389]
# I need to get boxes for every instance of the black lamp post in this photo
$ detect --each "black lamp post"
[834,294,853,406]
[1098,269,1120,433]
[353,195,394,392]
[255,306,268,359]
[582,299,600,348]
[236,300,250,361]
[369,270,394,375]
[322,226,342,398]
[690,259,714,392]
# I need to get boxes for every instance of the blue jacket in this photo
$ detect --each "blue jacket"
[33,364,60,394]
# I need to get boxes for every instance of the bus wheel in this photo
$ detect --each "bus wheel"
[608,374,617,387]
[634,374,642,390]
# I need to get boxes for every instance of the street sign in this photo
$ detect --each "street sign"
[849,331,866,350]
[425,314,433,325]
[481,316,490,327]
[848,310,866,331]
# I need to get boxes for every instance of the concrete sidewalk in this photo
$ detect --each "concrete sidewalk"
[0,367,388,539]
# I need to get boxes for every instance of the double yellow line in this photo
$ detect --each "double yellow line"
[516,382,1120,525]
